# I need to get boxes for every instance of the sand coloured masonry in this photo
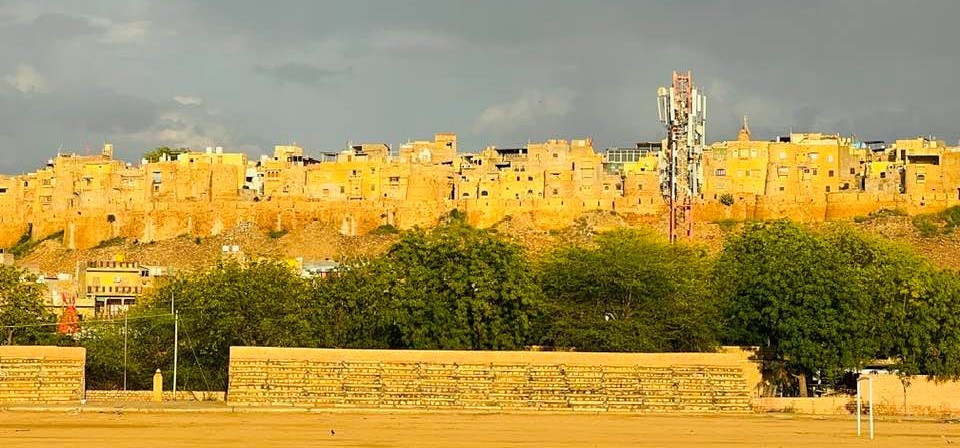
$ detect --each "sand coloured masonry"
[225,346,761,412]
[2,131,960,250]
[0,346,85,404]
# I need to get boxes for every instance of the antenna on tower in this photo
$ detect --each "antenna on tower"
[657,70,706,243]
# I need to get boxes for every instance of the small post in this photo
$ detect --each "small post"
[152,369,163,402]
[173,311,178,399]
[869,376,875,440]
[856,380,861,436]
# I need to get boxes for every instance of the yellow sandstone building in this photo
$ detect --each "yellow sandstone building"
[2,128,960,250]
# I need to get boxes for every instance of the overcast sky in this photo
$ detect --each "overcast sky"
[1,0,958,172]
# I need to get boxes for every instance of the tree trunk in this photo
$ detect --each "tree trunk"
[798,374,808,397]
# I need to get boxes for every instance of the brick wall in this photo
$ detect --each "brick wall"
[0,346,85,404]
[227,347,760,412]
[83,390,225,402]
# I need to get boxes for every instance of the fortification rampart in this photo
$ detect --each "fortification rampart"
[0,346,85,404]
[226,347,761,412]
[5,134,960,250]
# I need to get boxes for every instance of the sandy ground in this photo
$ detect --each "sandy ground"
[1,411,959,447]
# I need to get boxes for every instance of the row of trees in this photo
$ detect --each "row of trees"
[3,213,960,393]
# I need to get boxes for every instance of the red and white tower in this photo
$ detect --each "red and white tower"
[657,71,706,243]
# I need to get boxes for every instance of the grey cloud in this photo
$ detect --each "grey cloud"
[254,62,352,88]
[2,0,960,172]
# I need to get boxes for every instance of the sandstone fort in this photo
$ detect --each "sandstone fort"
[0,121,956,250]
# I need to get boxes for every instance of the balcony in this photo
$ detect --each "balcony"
[86,285,143,295]
[86,260,141,270]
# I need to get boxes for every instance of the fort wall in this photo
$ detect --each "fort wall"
[4,134,960,250]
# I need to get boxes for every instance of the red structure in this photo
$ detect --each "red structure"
[57,292,81,335]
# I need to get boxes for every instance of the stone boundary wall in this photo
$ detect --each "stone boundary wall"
[752,396,854,415]
[0,346,85,404]
[227,347,760,413]
[753,375,960,417]
[866,374,960,417]
[83,390,225,402]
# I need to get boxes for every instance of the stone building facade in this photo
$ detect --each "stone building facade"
[2,129,960,250]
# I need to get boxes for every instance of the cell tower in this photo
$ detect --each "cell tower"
[657,71,706,243]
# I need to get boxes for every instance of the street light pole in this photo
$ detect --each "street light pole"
[122,296,127,391]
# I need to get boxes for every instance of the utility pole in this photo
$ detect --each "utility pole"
[123,296,128,391]
[171,288,178,398]
[173,311,178,397]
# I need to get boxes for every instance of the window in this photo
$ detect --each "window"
[812,168,818,176]
[0,188,6,194]
[880,172,886,179]
[552,188,559,196]
[527,176,533,181]
[777,166,789,177]
[779,151,786,160]
[339,186,345,193]
[809,152,819,161]
[370,185,375,191]
[750,149,758,158]
[389,176,400,184]
[322,188,330,196]
[779,186,785,191]
[827,155,834,163]
[828,170,835,177]
[826,186,831,192]
[152,172,161,183]
[715,169,726,176]
[370,168,376,174]
[552,153,558,158]
[917,173,926,183]
[850,168,856,175]
[480,190,489,197]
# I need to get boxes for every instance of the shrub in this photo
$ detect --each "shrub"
[719,193,735,207]
[368,224,400,236]
[93,237,125,249]
[912,215,939,238]
[714,218,738,232]
[940,206,960,227]
[267,229,288,239]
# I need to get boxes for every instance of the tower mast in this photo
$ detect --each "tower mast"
[657,71,706,243]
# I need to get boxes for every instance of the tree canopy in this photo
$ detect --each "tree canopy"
[143,146,187,163]
[538,229,720,352]
[0,265,55,345]
[717,220,960,394]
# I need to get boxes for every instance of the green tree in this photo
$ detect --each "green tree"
[80,321,141,390]
[0,265,56,345]
[143,146,187,163]
[716,221,881,394]
[313,215,543,350]
[537,228,720,352]
[119,260,315,390]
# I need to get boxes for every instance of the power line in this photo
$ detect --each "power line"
[1,312,173,329]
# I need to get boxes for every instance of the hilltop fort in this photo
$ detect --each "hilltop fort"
[0,124,957,250]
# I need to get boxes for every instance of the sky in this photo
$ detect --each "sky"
[1,0,958,172]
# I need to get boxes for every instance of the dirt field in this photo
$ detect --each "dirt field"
[1,411,958,447]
